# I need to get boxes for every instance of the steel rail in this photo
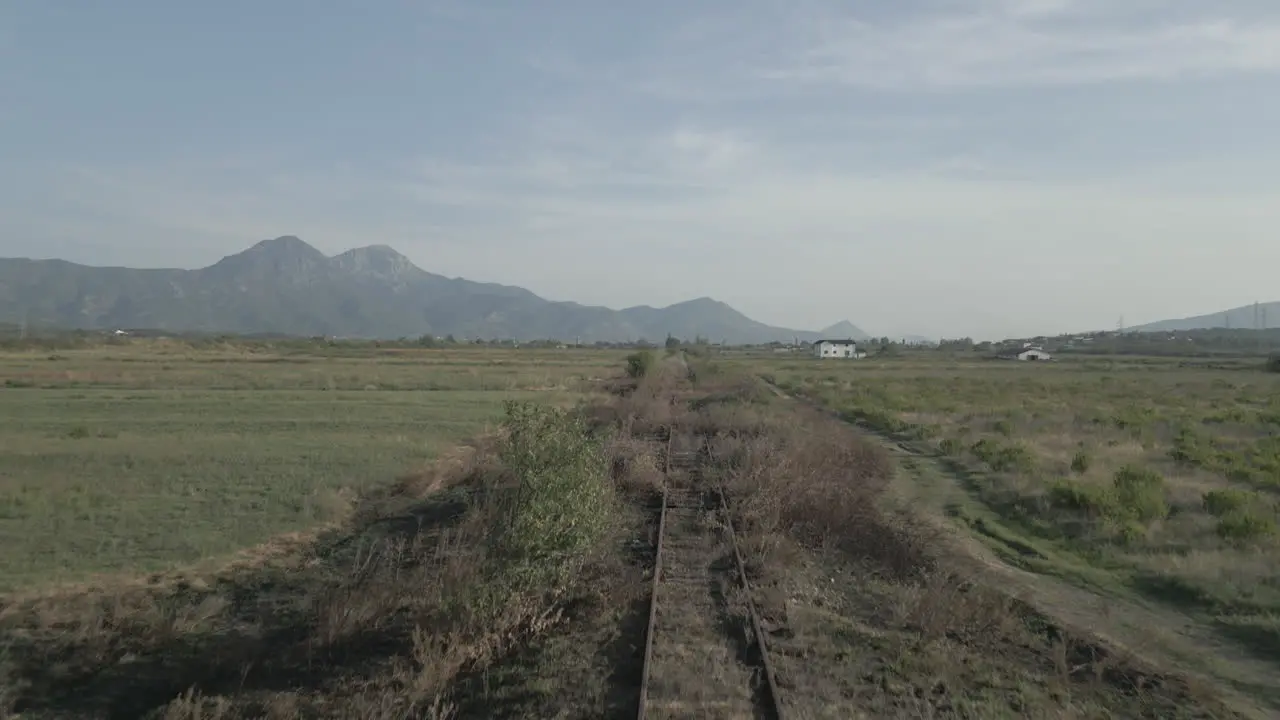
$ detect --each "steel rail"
[635,427,672,720]
[636,426,785,720]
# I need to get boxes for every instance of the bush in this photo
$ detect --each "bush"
[1169,426,1211,468]
[1048,466,1168,533]
[1216,510,1277,543]
[1202,488,1259,517]
[490,401,615,592]
[625,350,656,379]
[971,439,1036,473]
[1112,465,1167,523]
[1070,451,1091,475]
[1049,479,1114,517]
[1266,354,1280,373]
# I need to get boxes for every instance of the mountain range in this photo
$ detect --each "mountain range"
[1128,302,1280,333]
[0,236,871,344]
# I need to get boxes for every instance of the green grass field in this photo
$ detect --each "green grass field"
[744,353,1280,667]
[0,341,619,589]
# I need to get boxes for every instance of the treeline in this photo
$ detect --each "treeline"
[1060,328,1280,357]
[0,326,688,353]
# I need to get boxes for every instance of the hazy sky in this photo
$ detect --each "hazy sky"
[3,1,1279,340]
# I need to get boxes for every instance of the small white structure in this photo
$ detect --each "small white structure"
[1000,345,1051,361]
[813,339,858,359]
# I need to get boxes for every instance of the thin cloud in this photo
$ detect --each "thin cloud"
[762,2,1280,90]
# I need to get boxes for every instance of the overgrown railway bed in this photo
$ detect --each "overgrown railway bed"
[635,427,786,720]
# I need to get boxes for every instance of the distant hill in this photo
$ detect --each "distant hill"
[0,236,870,344]
[1129,302,1280,333]
[818,321,871,341]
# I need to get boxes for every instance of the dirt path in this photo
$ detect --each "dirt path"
[762,380,1280,719]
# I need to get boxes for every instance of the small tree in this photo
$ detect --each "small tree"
[665,335,681,349]
[626,350,656,378]
[1267,353,1280,373]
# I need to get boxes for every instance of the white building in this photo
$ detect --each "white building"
[999,345,1052,361]
[813,339,858,359]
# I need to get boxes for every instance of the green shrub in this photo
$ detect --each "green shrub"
[992,419,1013,437]
[1266,354,1280,374]
[1070,451,1091,475]
[1216,510,1277,543]
[1202,488,1258,517]
[1117,520,1148,546]
[971,439,1036,473]
[1112,465,1167,523]
[1049,479,1115,517]
[625,350,656,379]
[490,401,615,591]
[1170,426,1211,468]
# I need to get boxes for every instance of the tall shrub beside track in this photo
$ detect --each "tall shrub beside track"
[490,401,615,592]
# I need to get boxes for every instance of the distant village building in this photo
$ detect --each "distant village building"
[998,343,1052,361]
[813,339,859,359]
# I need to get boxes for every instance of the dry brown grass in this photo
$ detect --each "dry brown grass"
[678,360,1244,719]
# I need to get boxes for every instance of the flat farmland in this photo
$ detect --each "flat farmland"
[745,353,1280,704]
[0,341,620,589]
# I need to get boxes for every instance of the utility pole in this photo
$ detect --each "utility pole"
[1265,306,1272,352]
[1258,301,1264,353]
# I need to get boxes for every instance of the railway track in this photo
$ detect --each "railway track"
[636,427,786,720]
